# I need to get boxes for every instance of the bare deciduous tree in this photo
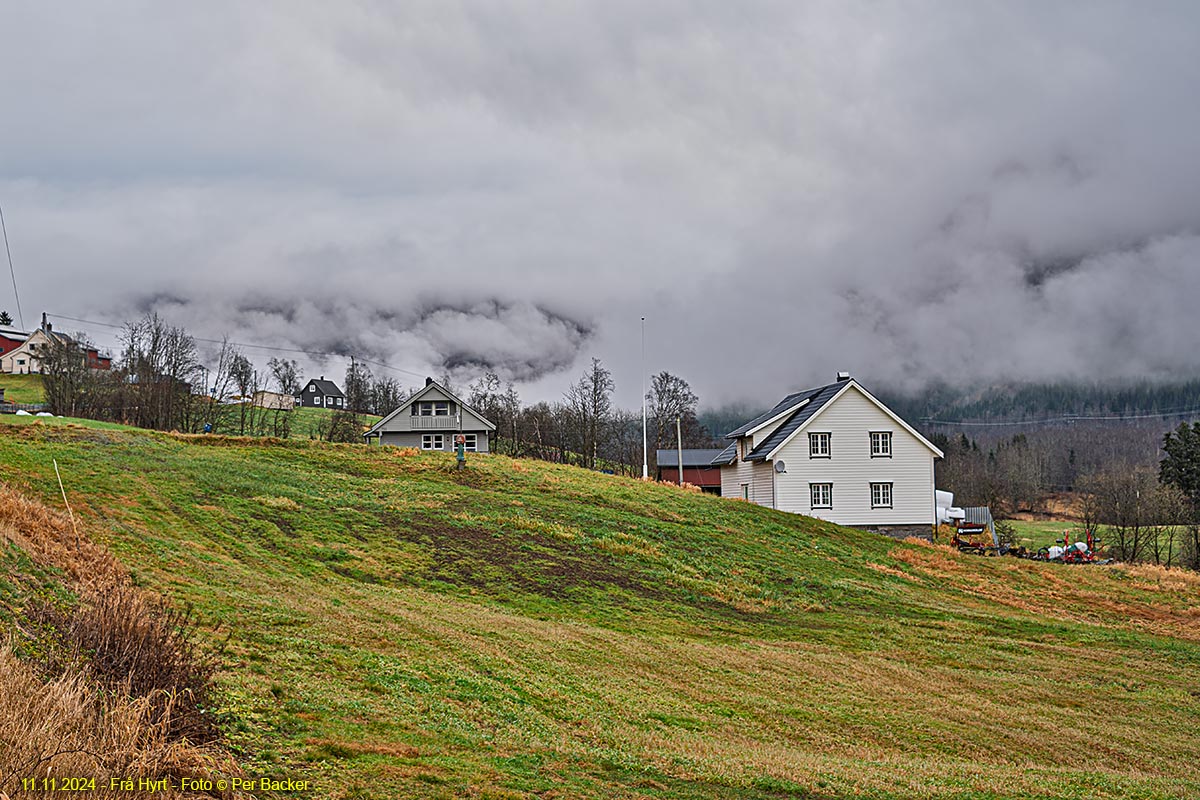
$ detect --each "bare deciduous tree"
[563,358,614,469]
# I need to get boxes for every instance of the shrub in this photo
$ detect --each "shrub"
[24,583,222,746]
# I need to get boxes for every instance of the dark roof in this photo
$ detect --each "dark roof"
[711,442,738,465]
[724,391,814,439]
[655,448,727,469]
[303,378,344,398]
[745,381,848,461]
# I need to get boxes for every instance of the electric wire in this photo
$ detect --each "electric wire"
[0,204,25,330]
[921,407,1200,426]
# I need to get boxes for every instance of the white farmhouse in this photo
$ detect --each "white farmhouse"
[713,374,943,537]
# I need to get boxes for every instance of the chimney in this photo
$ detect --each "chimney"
[836,371,851,382]
[42,312,51,333]
[320,375,324,381]
[426,376,434,386]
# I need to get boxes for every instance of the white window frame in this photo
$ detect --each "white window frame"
[810,482,833,509]
[809,432,831,458]
[418,401,434,416]
[871,482,893,508]
[741,483,750,500]
[870,431,893,458]
[421,433,444,450]
[310,385,317,392]
[463,433,478,452]
[434,401,450,416]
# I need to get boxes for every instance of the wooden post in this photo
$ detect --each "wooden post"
[676,416,683,486]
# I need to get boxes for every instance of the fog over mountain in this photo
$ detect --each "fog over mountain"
[3,2,1199,406]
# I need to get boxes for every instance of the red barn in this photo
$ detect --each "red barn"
[655,448,726,495]
[0,326,28,359]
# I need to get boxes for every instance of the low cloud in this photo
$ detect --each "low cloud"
[4,3,1200,405]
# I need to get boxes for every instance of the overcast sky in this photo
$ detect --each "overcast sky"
[3,2,1199,407]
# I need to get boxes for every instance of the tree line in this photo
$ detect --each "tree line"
[932,422,1200,569]
[38,314,722,466]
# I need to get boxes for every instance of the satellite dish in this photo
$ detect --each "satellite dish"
[774,461,787,473]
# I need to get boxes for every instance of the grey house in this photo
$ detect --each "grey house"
[364,377,496,452]
[296,377,346,409]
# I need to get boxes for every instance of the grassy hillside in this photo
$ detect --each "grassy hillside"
[1,416,1199,799]
[0,372,46,403]
[290,406,381,439]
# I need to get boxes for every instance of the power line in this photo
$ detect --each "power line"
[922,407,1200,427]
[0,203,24,330]
[46,311,429,381]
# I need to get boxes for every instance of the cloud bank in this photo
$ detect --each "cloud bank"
[2,2,1199,404]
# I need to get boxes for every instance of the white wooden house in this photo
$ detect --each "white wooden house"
[364,377,496,452]
[713,374,943,537]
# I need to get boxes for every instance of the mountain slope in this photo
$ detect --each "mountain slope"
[1,416,1198,799]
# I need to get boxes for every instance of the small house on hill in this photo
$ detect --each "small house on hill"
[655,448,726,494]
[714,373,943,538]
[296,377,345,409]
[0,314,112,374]
[364,377,496,452]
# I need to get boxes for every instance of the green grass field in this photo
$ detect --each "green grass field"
[0,373,46,404]
[2,417,1199,799]
[1005,519,1083,551]
[290,406,381,439]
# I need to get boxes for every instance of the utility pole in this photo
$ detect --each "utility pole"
[641,317,648,480]
[676,416,683,486]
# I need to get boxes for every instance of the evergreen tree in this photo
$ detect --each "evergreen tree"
[1160,422,1200,515]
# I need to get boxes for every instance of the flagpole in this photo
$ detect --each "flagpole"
[641,317,648,480]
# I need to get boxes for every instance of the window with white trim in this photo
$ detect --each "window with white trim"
[421,433,444,450]
[809,432,831,458]
[416,401,452,416]
[810,482,832,509]
[870,482,893,508]
[463,433,477,451]
[741,483,750,500]
[870,431,892,458]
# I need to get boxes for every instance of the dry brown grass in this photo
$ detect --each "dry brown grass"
[0,484,123,588]
[1123,562,1200,590]
[864,561,922,582]
[24,583,222,746]
[0,486,240,797]
[0,648,237,799]
[889,542,1200,641]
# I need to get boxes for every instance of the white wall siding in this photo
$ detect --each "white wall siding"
[772,385,935,526]
[380,431,491,453]
[748,416,787,452]
[719,440,775,507]
[752,461,775,509]
[721,446,756,502]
